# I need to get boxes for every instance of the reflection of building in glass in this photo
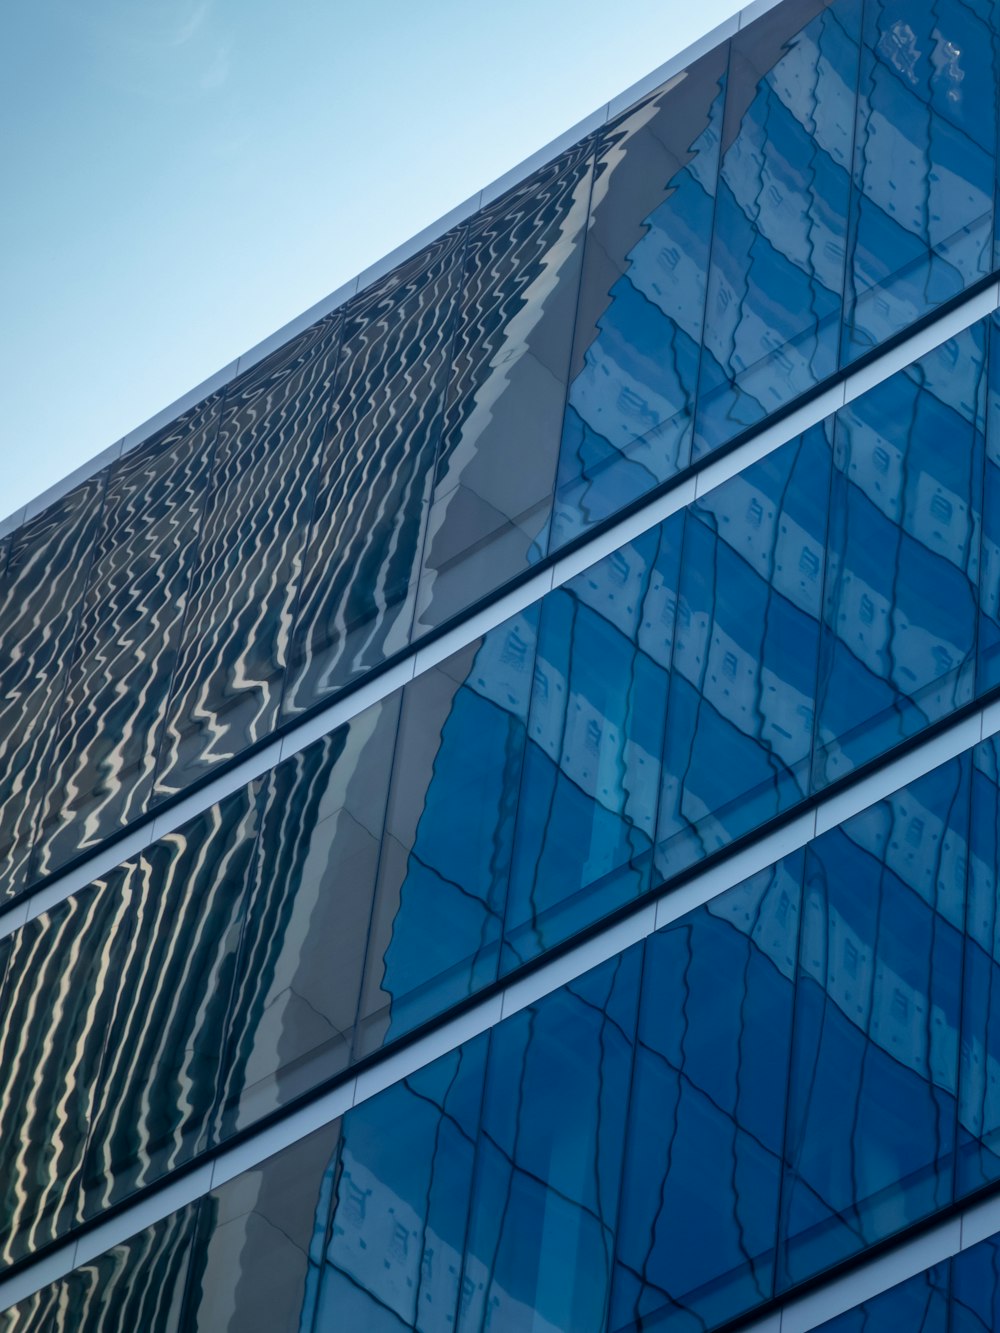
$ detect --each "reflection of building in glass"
[4,0,1000,1327]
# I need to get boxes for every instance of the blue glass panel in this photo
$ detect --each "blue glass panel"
[154,315,340,799]
[612,856,801,1332]
[952,1233,1000,1331]
[217,694,399,1133]
[31,395,222,878]
[314,1038,486,1331]
[458,952,640,1333]
[0,473,106,899]
[552,44,727,544]
[657,424,830,879]
[183,1123,341,1332]
[977,310,1000,691]
[696,0,860,454]
[843,0,998,360]
[283,232,466,716]
[356,610,537,1054]
[504,523,678,967]
[415,143,594,633]
[0,1206,198,1333]
[815,323,986,787]
[80,785,261,1221]
[780,757,968,1287]
[958,738,1000,1195]
[812,1262,950,1331]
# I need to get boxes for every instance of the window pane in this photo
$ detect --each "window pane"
[355,610,538,1055]
[696,0,860,454]
[814,322,985,787]
[552,43,727,544]
[183,1122,341,1333]
[0,1207,198,1333]
[0,474,106,899]
[81,785,261,1221]
[415,144,594,632]
[812,1262,949,1331]
[843,0,998,359]
[459,952,640,1333]
[779,758,968,1286]
[0,876,130,1263]
[284,232,467,715]
[612,856,801,1332]
[505,525,677,967]
[657,424,830,879]
[154,316,340,798]
[315,1038,487,1331]
[217,695,399,1133]
[31,396,222,878]
[958,738,1000,1195]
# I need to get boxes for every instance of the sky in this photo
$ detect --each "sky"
[1,0,747,520]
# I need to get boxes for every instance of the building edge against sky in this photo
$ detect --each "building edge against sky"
[0,0,769,538]
[5,0,1000,1329]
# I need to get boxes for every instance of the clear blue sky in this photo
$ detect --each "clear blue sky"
[1,0,745,519]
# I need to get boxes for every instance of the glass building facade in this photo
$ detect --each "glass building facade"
[5,0,1000,1327]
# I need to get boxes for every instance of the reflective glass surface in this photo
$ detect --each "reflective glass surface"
[0,1207,197,1333]
[780,757,968,1286]
[657,423,831,877]
[153,316,341,798]
[951,1234,1000,1332]
[3,0,1000,911]
[80,785,261,1221]
[284,233,466,714]
[30,396,222,878]
[814,322,986,786]
[504,525,678,966]
[459,954,639,1333]
[415,143,594,632]
[959,736,1000,1195]
[814,1263,950,1331]
[978,309,1000,691]
[843,0,998,360]
[217,694,399,1133]
[612,858,801,1331]
[552,43,728,544]
[184,1124,341,1333]
[315,1039,486,1331]
[356,610,537,1055]
[0,877,130,1264]
[696,0,860,454]
[11,737,1000,1325]
[0,475,106,899]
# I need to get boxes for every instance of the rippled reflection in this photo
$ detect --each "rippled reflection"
[81,786,261,1221]
[154,315,341,799]
[284,232,466,714]
[0,476,106,899]
[0,1207,197,1333]
[30,395,223,878]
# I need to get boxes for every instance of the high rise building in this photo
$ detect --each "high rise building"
[3,0,1000,1327]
